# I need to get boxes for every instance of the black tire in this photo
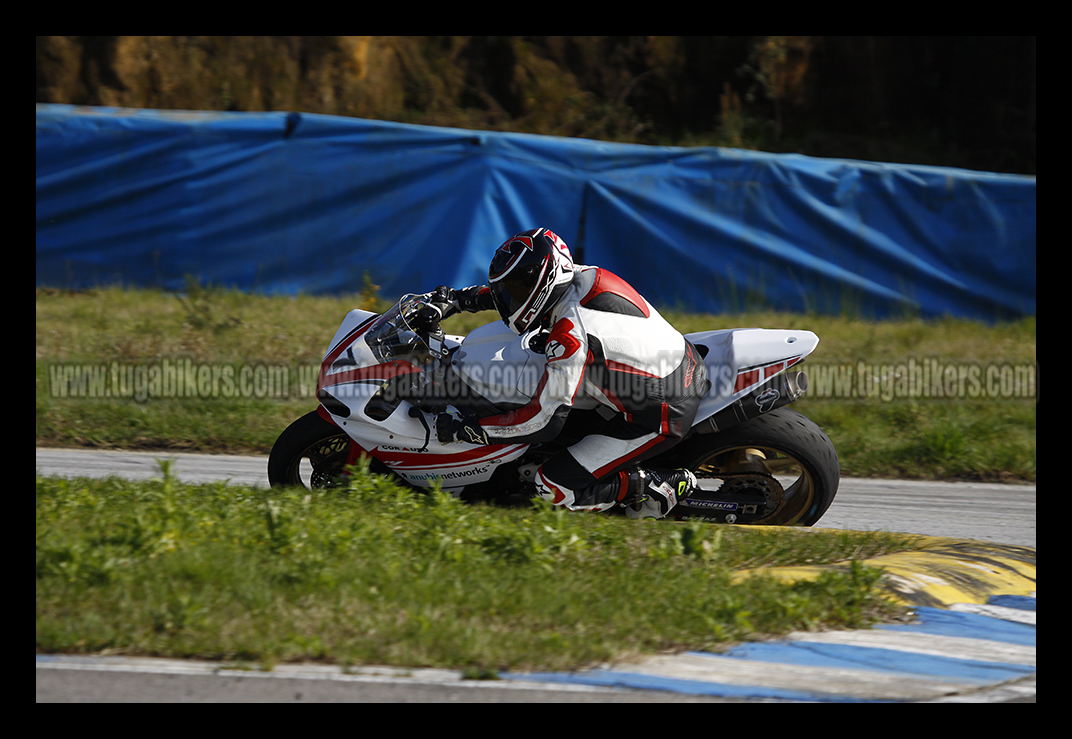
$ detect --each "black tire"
[666,407,840,526]
[267,411,353,489]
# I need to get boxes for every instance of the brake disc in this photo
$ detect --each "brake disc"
[307,437,350,488]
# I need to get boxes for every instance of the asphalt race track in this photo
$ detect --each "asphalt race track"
[35,447,1036,702]
[34,447,1035,547]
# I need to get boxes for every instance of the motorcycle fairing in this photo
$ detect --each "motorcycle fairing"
[323,308,378,363]
[369,443,528,488]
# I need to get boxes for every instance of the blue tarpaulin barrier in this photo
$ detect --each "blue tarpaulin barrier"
[36,104,1036,320]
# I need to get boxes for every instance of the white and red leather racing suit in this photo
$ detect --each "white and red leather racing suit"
[462,266,709,511]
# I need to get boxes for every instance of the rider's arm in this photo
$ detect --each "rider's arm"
[477,314,588,444]
[455,285,495,313]
[430,285,495,320]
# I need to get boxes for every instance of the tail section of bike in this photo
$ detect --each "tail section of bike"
[686,328,818,433]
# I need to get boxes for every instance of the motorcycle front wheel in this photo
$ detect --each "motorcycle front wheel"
[267,410,353,489]
[667,407,840,526]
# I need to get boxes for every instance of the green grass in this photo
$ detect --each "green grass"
[36,285,1036,481]
[37,461,913,672]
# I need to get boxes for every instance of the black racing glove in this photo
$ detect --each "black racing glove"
[427,285,460,321]
[455,285,496,313]
[429,285,496,316]
[435,406,490,445]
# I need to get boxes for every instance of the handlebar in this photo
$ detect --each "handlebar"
[408,296,454,360]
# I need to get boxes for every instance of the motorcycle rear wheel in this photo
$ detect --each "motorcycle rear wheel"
[267,410,353,489]
[667,407,840,526]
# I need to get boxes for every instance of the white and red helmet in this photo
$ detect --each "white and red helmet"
[488,228,575,334]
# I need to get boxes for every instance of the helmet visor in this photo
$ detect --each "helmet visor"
[490,260,549,333]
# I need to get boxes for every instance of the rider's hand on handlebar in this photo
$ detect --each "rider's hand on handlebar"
[430,284,457,308]
[412,286,460,331]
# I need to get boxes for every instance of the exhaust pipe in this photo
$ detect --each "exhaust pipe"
[695,369,809,435]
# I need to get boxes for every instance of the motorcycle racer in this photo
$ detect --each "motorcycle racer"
[432,227,710,519]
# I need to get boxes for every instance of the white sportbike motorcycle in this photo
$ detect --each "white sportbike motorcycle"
[269,293,840,525]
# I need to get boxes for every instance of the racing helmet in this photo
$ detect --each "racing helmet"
[488,228,575,334]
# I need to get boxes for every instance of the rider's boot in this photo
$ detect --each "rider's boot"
[620,467,701,519]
